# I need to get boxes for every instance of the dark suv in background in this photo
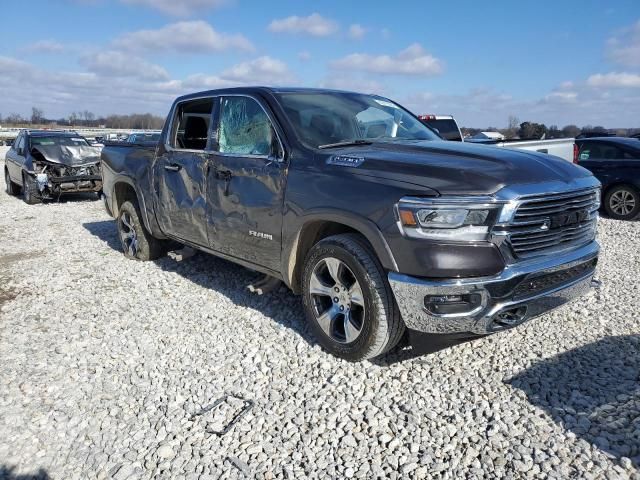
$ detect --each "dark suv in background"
[575,137,640,220]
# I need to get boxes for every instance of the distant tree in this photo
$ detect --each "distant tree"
[6,113,25,125]
[562,125,581,138]
[31,107,44,125]
[519,121,547,139]
[505,115,520,139]
[591,125,607,133]
[547,125,561,138]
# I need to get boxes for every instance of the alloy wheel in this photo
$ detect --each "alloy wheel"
[309,257,365,344]
[119,212,139,257]
[610,189,636,216]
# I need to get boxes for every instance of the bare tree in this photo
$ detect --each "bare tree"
[31,107,44,125]
[6,113,25,125]
[505,115,520,139]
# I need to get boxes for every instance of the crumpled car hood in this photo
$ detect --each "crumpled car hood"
[31,145,101,166]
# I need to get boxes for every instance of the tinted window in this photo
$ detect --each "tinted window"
[218,96,280,157]
[277,92,439,148]
[171,98,214,150]
[421,119,462,141]
[579,142,624,160]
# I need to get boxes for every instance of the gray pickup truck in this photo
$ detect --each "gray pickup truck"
[101,87,601,361]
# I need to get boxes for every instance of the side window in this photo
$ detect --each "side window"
[171,98,214,151]
[16,134,25,154]
[218,96,281,158]
[623,149,640,160]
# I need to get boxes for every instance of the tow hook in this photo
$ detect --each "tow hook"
[590,278,602,289]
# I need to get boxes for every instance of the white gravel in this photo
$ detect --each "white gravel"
[1,163,639,479]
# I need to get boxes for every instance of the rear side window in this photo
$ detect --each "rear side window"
[580,142,624,160]
[421,119,461,141]
[171,98,214,151]
[218,96,281,158]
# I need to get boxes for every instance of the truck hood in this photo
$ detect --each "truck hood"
[31,145,101,166]
[322,140,592,195]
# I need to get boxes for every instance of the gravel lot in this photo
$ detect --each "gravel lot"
[0,162,639,480]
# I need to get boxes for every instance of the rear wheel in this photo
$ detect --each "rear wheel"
[4,168,21,196]
[117,200,165,261]
[302,233,405,361]
[22,173,41,205]
[604,185,640,220]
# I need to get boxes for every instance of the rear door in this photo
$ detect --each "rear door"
[207,95,287,271]
[154,97,215,247]
[577,141,625,184]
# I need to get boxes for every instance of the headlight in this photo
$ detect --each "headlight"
[397,197,504,241]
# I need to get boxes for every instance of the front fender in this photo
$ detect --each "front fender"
[282,208,399,289]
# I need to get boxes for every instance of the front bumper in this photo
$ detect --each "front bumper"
[388,241,600,335]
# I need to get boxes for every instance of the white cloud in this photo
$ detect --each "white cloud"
[113,21,254,53]
[119,0,226,16]
[543,91,578,103]
[607,19,640,67]
[298,51,311,62]
[332,43,443,76]
[587,72,640,88]
[348,24,366,40]
[0,54,294,119]
[184,56,293,89]
[80,50,170,81]
[21,40,65,54]
[220,56,293,84]
[268,13,338,37]
[318,76,385,93]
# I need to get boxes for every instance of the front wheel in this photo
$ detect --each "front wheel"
[22,173,41,205]
[117,200,165,261]
[302,233,405,361]
[604,185,640,220]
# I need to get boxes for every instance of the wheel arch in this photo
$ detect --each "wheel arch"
[284,211,398,294]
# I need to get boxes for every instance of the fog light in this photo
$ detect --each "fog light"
[424,293,482,315]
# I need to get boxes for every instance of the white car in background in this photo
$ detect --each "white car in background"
[419,113,576,162]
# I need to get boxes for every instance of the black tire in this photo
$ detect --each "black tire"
[604,185,640,220]
[117,200,165,261]
[22,173,42,205]
[4,168,21,196]
[302,233,405,361]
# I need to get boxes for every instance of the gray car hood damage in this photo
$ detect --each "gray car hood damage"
[31,145,101,166]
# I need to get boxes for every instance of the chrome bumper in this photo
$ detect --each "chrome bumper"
[388,241,600,335]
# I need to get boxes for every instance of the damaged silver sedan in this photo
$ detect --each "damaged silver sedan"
[4,130,102,204]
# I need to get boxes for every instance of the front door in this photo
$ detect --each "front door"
[207,95,287,271]
[154,97,215,247]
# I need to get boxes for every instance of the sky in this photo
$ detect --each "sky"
[1,0,639,128]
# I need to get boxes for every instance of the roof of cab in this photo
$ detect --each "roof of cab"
[174,86,367,103]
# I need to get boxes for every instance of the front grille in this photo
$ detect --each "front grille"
[507,188,599,258]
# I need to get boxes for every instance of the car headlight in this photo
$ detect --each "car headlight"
[397,197,504,241]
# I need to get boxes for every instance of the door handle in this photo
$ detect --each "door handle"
[164,164,181,172]
[216,170,232,180]
[216,170,233,196]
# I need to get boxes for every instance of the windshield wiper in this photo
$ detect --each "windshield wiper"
[318,139,373,149]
